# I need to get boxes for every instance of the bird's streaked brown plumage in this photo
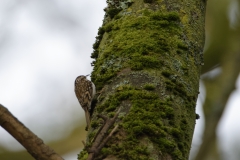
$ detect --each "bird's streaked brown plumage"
[75,75,96,130]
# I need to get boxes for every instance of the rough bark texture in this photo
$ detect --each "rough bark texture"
[79,0,206,159]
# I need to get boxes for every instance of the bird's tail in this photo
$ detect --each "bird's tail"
[85,110,91,131]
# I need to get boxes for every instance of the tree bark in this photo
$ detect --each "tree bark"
[79,0,206,159]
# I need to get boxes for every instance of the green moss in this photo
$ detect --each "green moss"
[176,49,183,54]
[142,9,152,16]
[150,12,180,22]
[143,83,155,90]
[88,132,96,143]
[101,147,112,155]
[162,71,172,78]
[113,141,150,160]
[165,80,175,90]
[91,11,183,89]
[164,107,174,119]
[171,128,182,139]
[78,150,88,160]
[177,43,188,50]
[104,22,114,32]
[164,78,191,100]
[172,149,183,159]
[131,55,163,70]
[90,120,99,128]
[91,86,187,159]
[175,84,187,96]
[143,0,156,3]
[98,26,105,35]
[114,14,122,20]
[91,27,106,59]
[181,119,188,124]
[107,8,122,19]
[108,112,116,118]
[92,38,101,50]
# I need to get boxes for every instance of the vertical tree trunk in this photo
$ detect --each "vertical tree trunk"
[79,0,206,159]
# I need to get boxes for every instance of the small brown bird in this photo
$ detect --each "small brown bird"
[75,75,96,130]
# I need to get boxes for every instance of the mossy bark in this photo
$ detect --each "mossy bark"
[79,0,206,159]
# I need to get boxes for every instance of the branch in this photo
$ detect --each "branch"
[0,104,64,160]
[195,32,240,159]
[87,108,121,160]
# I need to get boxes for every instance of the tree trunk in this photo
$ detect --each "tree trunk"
[79,0,206,159]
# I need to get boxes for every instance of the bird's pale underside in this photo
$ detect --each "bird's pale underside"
[75,75,96,130]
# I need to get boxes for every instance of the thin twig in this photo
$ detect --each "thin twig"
[97,124,119,150]
[87,108,121,160]
[82,140,86,147]
[97,114,108,121]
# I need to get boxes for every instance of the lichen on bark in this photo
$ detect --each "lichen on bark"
[79,0,206,159]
